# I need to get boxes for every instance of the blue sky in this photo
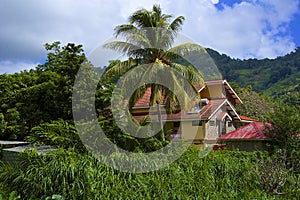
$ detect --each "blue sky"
[290,11,300,45]
[0,0,299,74]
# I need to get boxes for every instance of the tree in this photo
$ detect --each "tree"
[265,103,300,174]
[103,5,205,141]
[235,86,274,121]
[0,42,87,140]
[36,42,86,120]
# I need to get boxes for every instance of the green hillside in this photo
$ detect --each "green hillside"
[206,47,300,97]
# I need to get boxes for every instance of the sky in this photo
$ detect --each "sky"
[0,0,300,74]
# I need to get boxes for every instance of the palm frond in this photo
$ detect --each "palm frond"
[103,41,141,56]
[170,62,204,86]
[126,33,151,49]
[164,89,179,112]
[157,28,176,50]
[102,58,138,82]
[150,84,163,105]
[169,16,185,31]
[129,9,153,28]
[152,4,172,27]
[114,24,137,37]
[168,43,207,58]
[156,68,197,111]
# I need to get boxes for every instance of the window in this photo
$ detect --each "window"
[228,122,232,127]
[192,120,202,126]
[209,120,215,126]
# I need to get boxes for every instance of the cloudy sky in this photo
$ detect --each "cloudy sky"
[1,0,300,74]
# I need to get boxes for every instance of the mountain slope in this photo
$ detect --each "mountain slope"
[206,47,300,97]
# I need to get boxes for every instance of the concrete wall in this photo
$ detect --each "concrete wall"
[206,109,222,139]
[204,109,236,147]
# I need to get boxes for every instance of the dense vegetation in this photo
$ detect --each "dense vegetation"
[0,42,86,140]
[1,148,300,199]
[0,5,299,199]
[207,48,300,97]
[0,40,299,200]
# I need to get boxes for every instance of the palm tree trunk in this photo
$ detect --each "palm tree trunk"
[157,103,165,142]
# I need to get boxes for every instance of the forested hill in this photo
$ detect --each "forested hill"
[206,47,300,97]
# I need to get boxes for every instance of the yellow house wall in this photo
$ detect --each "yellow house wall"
[181,121,205,140]
[206,85,225,99]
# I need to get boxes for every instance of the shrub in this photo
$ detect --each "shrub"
[2,147,294,199]
[25,119,86,153]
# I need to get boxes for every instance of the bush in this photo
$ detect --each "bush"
[266,104,300,174]
[0,144,2,160]
[3,147,299,199]
[25,119,86,153]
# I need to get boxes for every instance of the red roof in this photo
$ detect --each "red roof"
[219,122,271,140]
[134,87,153,107]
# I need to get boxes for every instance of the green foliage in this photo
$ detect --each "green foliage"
[0,190,20,200]
[207,47,300,97]
[255,152,291,194]
[265,104,300,174]
[279,82,300,112]
[45,194,65,200]
[98,110,168,153]
[1,148,299,199]
[3,108,24,140]
[0,113,7,139]
[235,86,274,120]
[266,104,300,147]
[0,42,86,140]
[26,119,86,153]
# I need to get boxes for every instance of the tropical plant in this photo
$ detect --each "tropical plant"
[25,119,86,153]
[265,103,300,174]
[103,5,205,141]
[235,85,274,121]
[255,152,291,194]
[0,42,87,140]
[0,190,20,200]
[2,147,299,199]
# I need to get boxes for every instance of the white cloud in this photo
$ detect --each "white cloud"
[0,60,39,74]
[211,0,219,4]
[0,0,299,73]
[178,0,299,58]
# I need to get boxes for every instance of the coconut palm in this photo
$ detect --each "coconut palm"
[103,5,205,141]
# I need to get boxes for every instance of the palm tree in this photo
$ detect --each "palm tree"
[103,5,205,141]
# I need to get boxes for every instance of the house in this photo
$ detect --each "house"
[218,121,272,151]
[131,79,254,148]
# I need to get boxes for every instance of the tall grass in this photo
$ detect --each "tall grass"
[0,147,299,199]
